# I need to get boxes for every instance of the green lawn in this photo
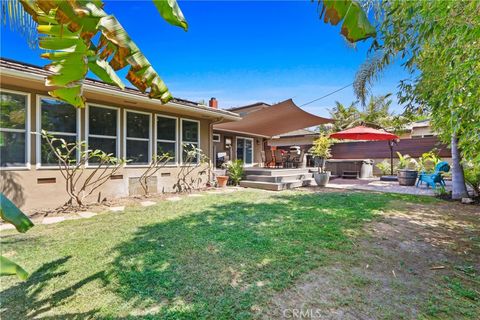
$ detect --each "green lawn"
[0,190,478,319]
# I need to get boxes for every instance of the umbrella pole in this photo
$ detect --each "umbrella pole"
[389,140,394,176]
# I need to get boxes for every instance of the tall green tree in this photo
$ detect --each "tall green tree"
[2,0,188,107]
[328,95,412,133]
[328,101,359,131]
[353,0,479,199]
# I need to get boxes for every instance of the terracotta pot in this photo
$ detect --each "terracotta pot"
[216,175,229,188]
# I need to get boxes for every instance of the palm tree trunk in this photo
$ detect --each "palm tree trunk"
[451,133,468,199]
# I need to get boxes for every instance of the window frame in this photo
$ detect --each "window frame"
[236,136,254,167]
[180,118,200,165]
[36,94,80,169]
[155,114,178,166]
[212,133,221,143]
[0,89,31,170]
[123,109,152,167]
[86,103,121,167]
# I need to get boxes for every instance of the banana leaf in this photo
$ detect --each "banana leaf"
[19,0,188,108]
[152,0,188,31]
[0,256,29,280]
[0,193,34,233]
[318,0,376,43]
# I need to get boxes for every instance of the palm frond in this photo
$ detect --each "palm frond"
[1,0,37,48]
[353,54,386,106]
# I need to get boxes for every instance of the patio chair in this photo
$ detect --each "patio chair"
[416,161,450,189]
[264,149,274,167]
[291,150,304,168]
[274,149,284,168]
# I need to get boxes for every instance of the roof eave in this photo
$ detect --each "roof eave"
[0,65,241,121]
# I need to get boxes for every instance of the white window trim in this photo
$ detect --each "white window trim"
[36,95,80,169]
[155,114,178,166]
[236,136,254,167]
[180,118,200,165]
[0,89,31,170]
[212,133,221,143]
[124,109,152,167]
[86,103,120,167]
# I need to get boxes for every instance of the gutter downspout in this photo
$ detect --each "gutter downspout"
[209,117,224,183]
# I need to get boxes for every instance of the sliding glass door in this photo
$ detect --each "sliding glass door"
[236,137,253,165]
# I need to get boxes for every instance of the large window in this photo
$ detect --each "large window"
[0,90,29,167]
[88,105,119,162]
[156,115,177,164]
[181,119,200,163]
[39,97,78,166]
[125,110,151,165]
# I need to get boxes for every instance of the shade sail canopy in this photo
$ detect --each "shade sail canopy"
[329,125,399,141]
[214,99,333,137]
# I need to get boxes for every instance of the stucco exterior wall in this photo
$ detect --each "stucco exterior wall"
[0,80,216,213]
[213,130,264,167]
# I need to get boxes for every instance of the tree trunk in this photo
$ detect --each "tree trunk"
[451,134,468,199]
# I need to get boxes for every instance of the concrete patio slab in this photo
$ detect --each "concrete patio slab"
[109,206,125,212]
[42,217,66,224]
[140,201,156,207]
[0,224,15,231]
[78,211,97,218]
[325,178,452,196]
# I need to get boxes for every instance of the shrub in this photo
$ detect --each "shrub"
[376,159,392,175]
[226,160,244,186]
[309,134,333,172]
[463,161,480,196]
[139,153,173,196]
[175,144,210,192]
[42,130,125,207]
[396,152,418,170]
[418,149,442,173]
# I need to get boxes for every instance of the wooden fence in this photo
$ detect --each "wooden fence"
[330,136,450,159]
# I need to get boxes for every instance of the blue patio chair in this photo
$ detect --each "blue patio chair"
[416,161,450,189]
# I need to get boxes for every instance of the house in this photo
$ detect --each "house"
[0,58,241,212]
[213,100,331,168]
[212,102,271,168]
[268,129,318,149]
[400,119,436,139]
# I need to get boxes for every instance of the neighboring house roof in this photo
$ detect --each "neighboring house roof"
[274,129,318,138]
[0,57,240,121]
[226,102,271,112]
[402,119,431,131]
[214,99,333,137]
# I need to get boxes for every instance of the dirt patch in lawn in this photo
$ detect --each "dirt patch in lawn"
[265,197,480,319]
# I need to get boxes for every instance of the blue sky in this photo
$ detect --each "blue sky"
[0,0,409,117]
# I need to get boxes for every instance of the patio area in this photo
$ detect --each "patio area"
[326,177,453,196]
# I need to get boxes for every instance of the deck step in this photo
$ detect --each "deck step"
[244,168,310,176]
[246,173,313,183]
[240,179,314,191]
[342,171,358,179]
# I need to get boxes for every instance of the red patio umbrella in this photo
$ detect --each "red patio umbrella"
[329,126,400,176]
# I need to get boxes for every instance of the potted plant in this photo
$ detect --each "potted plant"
[309,134,333,186]
[396,152,419,186]
[214,168,228,188]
